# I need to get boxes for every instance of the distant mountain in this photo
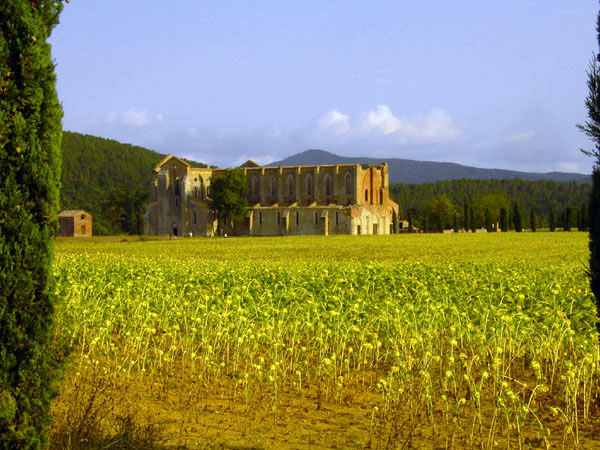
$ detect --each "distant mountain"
[269,149,591,184]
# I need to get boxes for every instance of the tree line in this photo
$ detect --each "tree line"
[390,178,592,232]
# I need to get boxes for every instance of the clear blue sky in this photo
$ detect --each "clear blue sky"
[49,0,598,173]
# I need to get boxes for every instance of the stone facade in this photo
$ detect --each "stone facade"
[144,155,398,237]
[58,210,93,237]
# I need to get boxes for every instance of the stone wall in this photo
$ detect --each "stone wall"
[144,155,398,237]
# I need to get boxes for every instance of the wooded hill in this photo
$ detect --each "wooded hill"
[60,131,207,234]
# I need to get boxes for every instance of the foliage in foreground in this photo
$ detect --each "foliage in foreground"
[0,1,64,448]
[51,234,600,448]
[578,6,600,338]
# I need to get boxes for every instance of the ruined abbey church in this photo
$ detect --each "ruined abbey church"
[144,155,398,237]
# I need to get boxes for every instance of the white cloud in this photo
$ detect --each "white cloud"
[357,105,403,135]
[556,162,580,173]
[106,108,163,128]
[356,105,460,144]
[503,130,535,144]
[317,109,350,136]
[154,105,464,167]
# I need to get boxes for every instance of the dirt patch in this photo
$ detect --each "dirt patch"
[51,367,600,449]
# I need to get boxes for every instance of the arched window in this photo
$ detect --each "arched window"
[345,173,352,195]
[365,189,369,202]
[287,174,295,196]
[305,174,313,196]
[314,211,319,225]
[335,211,339,226]
[380,188,384,204]
[324,174,332,196]
[174,177,180,196]
[269,176,277,196]
[251,176,259,197]
[200,177,204,199]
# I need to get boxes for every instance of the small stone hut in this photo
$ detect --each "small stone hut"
[58,210,92,237]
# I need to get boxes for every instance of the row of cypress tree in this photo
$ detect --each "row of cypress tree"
[393,202,588,233]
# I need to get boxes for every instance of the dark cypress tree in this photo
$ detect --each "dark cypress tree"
[408,209,413,233]
[580,202,588,231]
[392,209,397,234]
[484,208,492,232]
[499,207,507,232]
[453,212,458,233]
[530,208,536,232]
[549,206,556,232]
[577,6,600,329]
[589,171,600,334]
[513,202,522,232]
[565,207,573,231]
[0,1,64,447]
[470,206,475,232]
[463,196,469,231]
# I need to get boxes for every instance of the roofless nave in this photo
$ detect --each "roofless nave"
[144,155,399,237]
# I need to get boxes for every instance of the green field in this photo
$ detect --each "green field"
[50,233,600,449]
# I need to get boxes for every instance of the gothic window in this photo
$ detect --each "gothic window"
[174,177,180,196]
[200,177,204,199]
[324,174,332,196]
[251,176,259,197]
[259,211,263,225]
[345,173,352,195]
[296,211,299,225]
[380,188,384,204]
[270,176,277,196]
[335,211,339,226]
[305,174,313,196]
[365,189,369,202]
[277,211,281,225]
[287,174,295,197]
[314,211,318,225]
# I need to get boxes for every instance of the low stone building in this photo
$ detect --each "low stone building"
[58,210,92,237]
[144,155,399,237]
